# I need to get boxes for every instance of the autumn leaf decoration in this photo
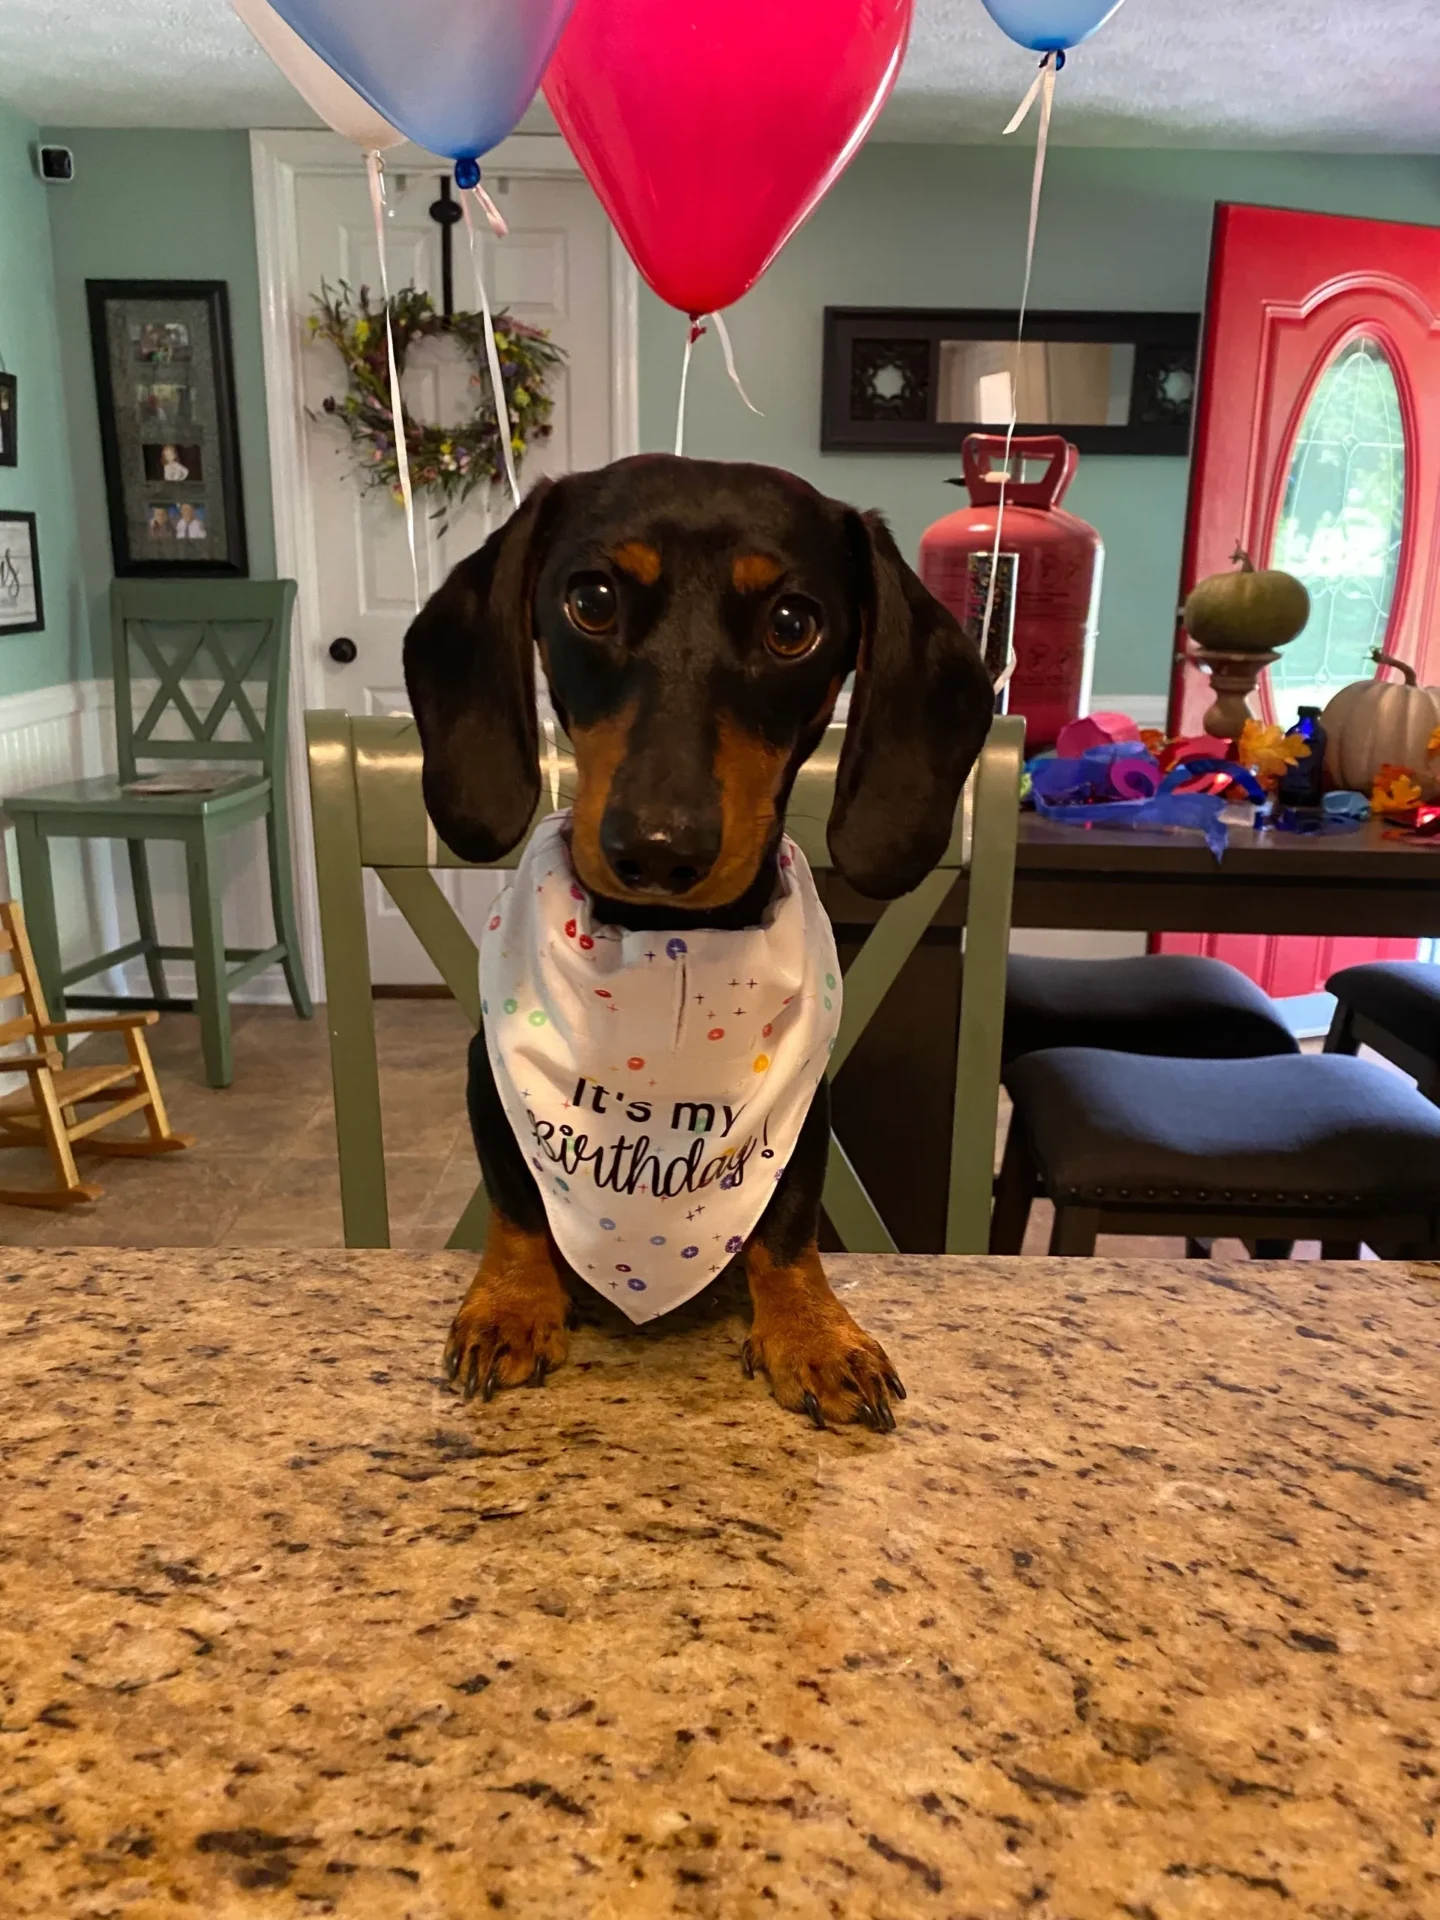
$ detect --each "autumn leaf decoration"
[1237,719,1310,789]
[1372,764,1425,817]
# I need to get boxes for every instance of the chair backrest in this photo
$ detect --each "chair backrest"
[0,900,58,1066]
[109,578,297,784]
[306,710,1023,1257]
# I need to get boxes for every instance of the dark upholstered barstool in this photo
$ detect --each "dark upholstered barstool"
[1003,953,1298,1065]
[992,1048,1440,1258]
[1325,961,1440,1101]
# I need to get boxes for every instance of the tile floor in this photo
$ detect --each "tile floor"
[0,999,1324,1260]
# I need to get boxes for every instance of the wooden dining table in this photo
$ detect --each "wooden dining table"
[2,1248,1435,1916]
[994,811,1440,937]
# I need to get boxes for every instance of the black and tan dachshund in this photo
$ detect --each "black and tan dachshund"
[403,453,993,1430]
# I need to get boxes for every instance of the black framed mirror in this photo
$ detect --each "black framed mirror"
[822,307,1200,457]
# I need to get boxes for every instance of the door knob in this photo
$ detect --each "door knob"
[329,636,358,664]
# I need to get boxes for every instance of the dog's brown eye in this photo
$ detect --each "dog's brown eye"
[766,595,823,660]
[565,573,618,636]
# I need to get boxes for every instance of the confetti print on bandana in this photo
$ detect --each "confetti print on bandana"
[666,938,688,959]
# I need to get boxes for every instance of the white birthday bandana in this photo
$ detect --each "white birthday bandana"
[480,813,842,1324]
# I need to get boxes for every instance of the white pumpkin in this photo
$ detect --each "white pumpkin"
[1320,651,1440,800]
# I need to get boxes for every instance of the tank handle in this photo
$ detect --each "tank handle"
[954,433,1079,509]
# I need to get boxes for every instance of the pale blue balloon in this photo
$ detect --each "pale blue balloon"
[979,0,1128,52]
[270,0,576,164]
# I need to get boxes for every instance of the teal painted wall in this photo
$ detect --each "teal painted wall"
[43,129,276,678]
[12,131,1440,702]
[0,104,84,696]
[643,144,1440,698]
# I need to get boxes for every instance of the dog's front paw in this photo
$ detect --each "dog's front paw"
[444,1227,570,1403]
[742,1305,905,1432]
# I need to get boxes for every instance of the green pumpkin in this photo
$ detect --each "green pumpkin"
[1184,548,1311,655]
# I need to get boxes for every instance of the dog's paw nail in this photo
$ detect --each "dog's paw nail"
[801,1390,826,1431]
[529,1355,549,1388]
[884,1372,907,1402]
[740,1339,756,1380]
[870,1393,896,1433]
[482,1357,504,1404]
[461,1353,481,1402]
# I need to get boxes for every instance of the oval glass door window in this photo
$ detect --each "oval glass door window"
[1270,334,1407,723]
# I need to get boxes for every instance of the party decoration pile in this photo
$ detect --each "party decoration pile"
[1027,741,1265,860]
[309,283,563,515]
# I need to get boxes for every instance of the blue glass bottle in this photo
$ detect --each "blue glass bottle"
[1277,706,1328,809]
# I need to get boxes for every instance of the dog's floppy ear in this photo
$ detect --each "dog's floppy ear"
[403,480,558,863]
[827,510,995,900]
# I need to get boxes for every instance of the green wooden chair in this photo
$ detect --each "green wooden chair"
[3,579,313,1089]
[306,709,1023,1256]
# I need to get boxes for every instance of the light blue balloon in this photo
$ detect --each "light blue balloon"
[979,0,1128,53]
[270,0,577,164]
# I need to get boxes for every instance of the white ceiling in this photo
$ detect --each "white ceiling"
[2,0,1438,150]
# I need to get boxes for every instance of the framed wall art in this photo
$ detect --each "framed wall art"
[0,371,16,468]
[0,511,44,635]
[821,308,1201,457]
[86,280,248,576]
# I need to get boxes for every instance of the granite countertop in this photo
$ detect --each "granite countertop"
[1,1251,1436,1919]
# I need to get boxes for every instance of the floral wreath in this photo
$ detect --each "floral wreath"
[308,280,565,510]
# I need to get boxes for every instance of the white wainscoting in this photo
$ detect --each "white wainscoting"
[0,677,294,1019]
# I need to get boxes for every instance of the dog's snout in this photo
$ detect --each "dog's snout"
[600,811,721,896]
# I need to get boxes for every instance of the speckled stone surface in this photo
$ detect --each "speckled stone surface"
[1,1251,1437,1919]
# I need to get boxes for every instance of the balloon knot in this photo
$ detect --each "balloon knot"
[687,320,708,346]
[454,157,481,191]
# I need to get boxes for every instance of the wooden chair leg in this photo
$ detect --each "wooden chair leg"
[127,839,169,1001]
[185,826,234,1089]
[266,793,314,1021]
[989,1121,1037,1254]
[32,1070,100,1204]
[111,1026,192,1154]
[1049,1207,1100,1256]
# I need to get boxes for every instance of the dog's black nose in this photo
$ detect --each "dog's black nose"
[600,812,720,895]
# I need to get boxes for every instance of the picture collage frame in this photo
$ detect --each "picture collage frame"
[86,280,248,577]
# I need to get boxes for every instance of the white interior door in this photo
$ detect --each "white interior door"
[267,134,630,985]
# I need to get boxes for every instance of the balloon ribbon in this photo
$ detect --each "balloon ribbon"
[366,150,420,611]
[980,50,1062,690]
[460,184,522,514]
[674,311,764,456]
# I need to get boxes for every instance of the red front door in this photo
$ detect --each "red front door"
[1164,201,1440,991]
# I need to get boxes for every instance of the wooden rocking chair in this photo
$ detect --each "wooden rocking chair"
[0,899,192,1208]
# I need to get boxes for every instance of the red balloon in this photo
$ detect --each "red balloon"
[545,0,914,316]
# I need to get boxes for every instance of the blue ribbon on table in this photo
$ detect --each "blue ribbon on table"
[1028,746,1268,861]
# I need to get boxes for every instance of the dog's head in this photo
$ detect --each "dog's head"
[403,454,993,907]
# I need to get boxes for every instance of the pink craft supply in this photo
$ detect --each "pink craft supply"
[1055,711,1142,759]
